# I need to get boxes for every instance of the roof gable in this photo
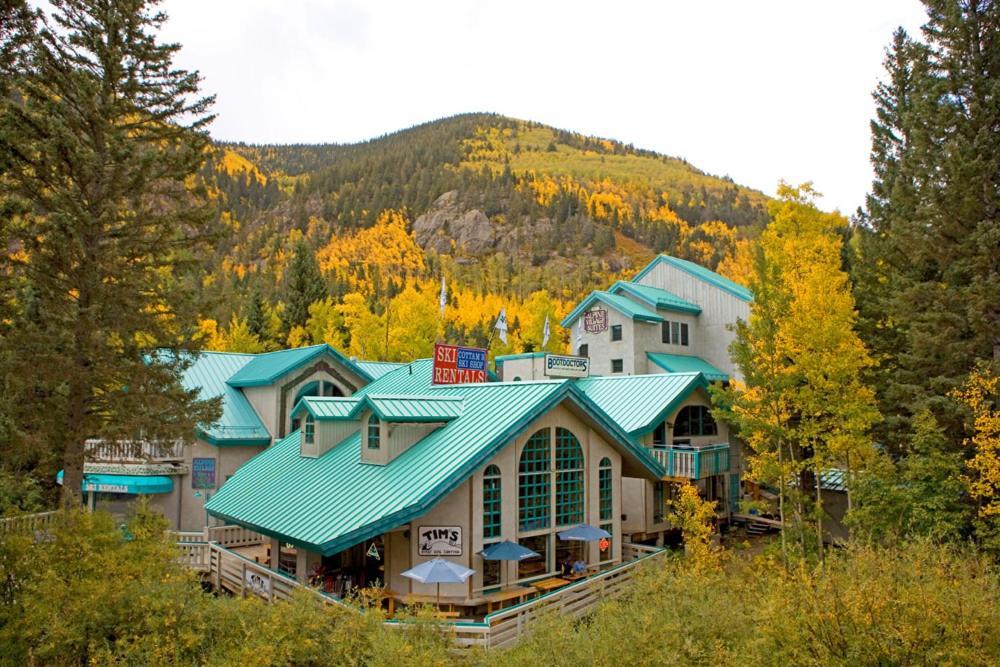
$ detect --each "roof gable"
[181,352,271,446]
[207,380,663,555]
[577,372,710,435]
[609,281,702,315]
[226,344,373,388]
[560,291,664,328]
[634,255,753,303]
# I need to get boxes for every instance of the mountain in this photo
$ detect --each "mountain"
[195,113,766,355]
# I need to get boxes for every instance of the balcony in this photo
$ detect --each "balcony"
[85,438,185,463]
[651,443,729,480]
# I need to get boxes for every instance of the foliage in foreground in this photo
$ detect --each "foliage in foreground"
[0,506,454,666]
[3,507,999,666]
[498,542,1000,667]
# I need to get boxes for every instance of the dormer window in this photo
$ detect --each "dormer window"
[367,417,381,450]
[304,415,315,445]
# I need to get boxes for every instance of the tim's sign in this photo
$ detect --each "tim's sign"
[432,343,487,385]
[418,526,463,556]
[544,354,590,378]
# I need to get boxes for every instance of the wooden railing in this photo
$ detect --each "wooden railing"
[85,438,185,463]
[182,539,664,650]
[652,443,730,480]
[207,524,264,548]
[0,510,58,537]
[388,543,667,650]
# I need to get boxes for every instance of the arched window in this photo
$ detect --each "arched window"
[518,429,550,531]
[555,428,584,526]
[599,457,613,522]
[291,381,342,431]
[674,406,718,437]
[367,417,381,449]
[483,465,501,540]
[304,414,315,445]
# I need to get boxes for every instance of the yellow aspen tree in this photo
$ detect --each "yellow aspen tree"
[955,366,1000,535]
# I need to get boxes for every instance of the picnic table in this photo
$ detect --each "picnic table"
[481,585,533,612]
[532,577,569,593]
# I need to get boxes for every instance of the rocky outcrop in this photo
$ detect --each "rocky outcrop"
[413,191,496,255]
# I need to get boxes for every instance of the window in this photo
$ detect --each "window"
[578,344,589,358]
[483,465,502,539]
[599,458,613,522]
[519,429,551,531]
[653,482,666,523]
[611,359,623,373]
[610,324,622,341]
[518,534,550,579]
[482,559,501,588]
[304,415,315,445]
[661,320,690,346]
[367,417,381,449]
[674,405,718,437]
[555,428,584,527]
[652,421,667,447]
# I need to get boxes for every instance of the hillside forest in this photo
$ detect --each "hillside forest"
[194,113,767,359]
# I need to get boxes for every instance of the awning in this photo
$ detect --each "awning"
[56,470,174,495]
[647,352,729,382]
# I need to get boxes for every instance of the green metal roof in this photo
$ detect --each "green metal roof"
[576,372,709,435]
[206,380,663,556]
[293,397,362,420]
[494,352,546,365]
[362,395,464,422]
[226,344,372,388]
[354,359,437,396]
[647,353,729,382]
[609,281,702,315]
[560,291,664,328]
[633,255,753,303]
[182,352,271,446]
[355,360,406,380]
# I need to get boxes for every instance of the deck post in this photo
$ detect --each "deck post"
[240,561,247,598]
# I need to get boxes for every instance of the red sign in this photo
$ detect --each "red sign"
[599,537,610,551]
[432,343,488,385]
[584,309,608,333]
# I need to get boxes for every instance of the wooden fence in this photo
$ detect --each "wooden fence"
[0,510,58,538]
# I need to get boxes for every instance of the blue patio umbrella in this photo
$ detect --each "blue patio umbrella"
[479,540,539,561]
[401,558,475,605]
[557,524,612,541]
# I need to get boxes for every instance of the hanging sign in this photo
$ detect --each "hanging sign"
[192,457,216,489]
[417,526,463,556]
[544,354,590,378]
[366,543,381,560]
[583,310,608,333]
[599,537,610,552]
[432,344,487,385]
[244,569,272,597]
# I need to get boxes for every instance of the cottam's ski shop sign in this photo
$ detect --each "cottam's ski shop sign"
[432,343,487,384]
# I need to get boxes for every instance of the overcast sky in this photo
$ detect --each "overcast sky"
[159,0,929,214]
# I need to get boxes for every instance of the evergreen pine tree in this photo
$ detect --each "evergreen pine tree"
[854,2,1000,453]
[283,238,326,333]
[245,285,268,341]
[0,0,222,503]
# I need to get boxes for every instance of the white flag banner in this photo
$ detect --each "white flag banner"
[575,318,584,348]
[495,308,508,345]
[542,315,551,348]
[439,276,447,316]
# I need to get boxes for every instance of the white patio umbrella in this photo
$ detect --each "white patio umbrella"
[401,557,475,606]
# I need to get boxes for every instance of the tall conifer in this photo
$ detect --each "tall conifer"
[0,0,221,502]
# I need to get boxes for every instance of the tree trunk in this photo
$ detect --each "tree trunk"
[815,459,824,561]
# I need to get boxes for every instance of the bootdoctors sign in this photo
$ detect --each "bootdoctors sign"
[418,526,463,556]
[432,343,487,384]
[544,354,590,378]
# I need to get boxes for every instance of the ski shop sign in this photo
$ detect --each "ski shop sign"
[544,354,590,378]
[584,309,608,333]
[432,343,487,384]
[418,526,463,556]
